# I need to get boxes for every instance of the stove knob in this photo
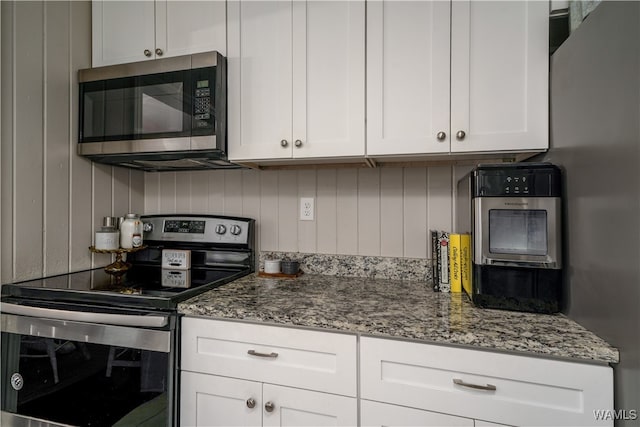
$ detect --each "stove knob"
[215,224,227,235]
[230,225,242,235]
[143,222,153,232]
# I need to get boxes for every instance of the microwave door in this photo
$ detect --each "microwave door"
[136,71,191,138]
[79,71,191,144]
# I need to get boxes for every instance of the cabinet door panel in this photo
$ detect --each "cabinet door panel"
[262,384,357,427]
[361,400,474,427]
[92,1,155,66]
[292,1,365,158]
[180,372,262,427]
[228,0,293,161]
[157,0,227,57]
[451,1,548,152]
[366,0,450,156]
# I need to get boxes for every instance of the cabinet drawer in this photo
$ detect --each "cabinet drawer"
[360,337,613,427]
[181,317,357,396]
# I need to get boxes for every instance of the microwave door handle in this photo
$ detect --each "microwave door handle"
[0,303,168,328]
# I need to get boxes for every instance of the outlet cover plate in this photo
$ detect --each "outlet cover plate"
[300,197,315,221]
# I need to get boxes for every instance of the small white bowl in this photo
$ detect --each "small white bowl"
[264,260,281,274]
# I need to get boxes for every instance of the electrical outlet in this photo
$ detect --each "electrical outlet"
[300,197,315,221]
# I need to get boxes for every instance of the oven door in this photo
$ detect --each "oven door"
[474,197,561,269]
[0,304,175,427]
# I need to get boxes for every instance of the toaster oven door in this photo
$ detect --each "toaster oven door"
[474,197,561,269]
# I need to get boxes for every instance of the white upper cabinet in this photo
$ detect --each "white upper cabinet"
[367,0,549,157]
[228,0,365,161]
[92,0,226,67]
[450,1,549,153]
[366,1,451,156]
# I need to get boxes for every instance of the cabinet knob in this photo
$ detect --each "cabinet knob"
[246,398,256,409]
[144,49,152,57]
[280,139,289,147]
[436,131,446,141]
[265,401,275,413]
[294,139,302,148]
[155,48,163,57]
[456,130,466,140]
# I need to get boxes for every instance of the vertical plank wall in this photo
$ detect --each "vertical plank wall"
[145,166,470,259]
[0,1,144,283]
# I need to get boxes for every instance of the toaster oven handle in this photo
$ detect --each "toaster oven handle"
[0,303,168,328]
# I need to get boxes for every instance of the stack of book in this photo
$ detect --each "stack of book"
[430,230,472,295]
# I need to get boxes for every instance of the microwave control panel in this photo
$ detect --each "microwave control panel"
[193,80,212,127]
[192,67,216,131]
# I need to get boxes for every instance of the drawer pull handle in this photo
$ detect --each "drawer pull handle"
[453,378,496,391]
[248,349,279,358]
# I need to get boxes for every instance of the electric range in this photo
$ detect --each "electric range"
[1,214,255,427]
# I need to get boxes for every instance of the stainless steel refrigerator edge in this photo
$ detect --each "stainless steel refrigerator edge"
[540,1,640,423]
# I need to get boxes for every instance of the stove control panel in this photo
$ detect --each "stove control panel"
[141,215,253,246]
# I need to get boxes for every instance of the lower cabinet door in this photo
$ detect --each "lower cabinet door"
[262,384,357,427]
[181,372,262,427]
[361,400,474,427]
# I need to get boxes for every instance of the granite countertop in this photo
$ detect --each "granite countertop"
[178,273,619,365]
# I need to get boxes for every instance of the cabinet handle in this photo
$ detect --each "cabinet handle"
[453,378,496,391]
[280,139,289,147]
[246,398,256,409]
[144,49,152,57]
[247,349,279,358]
[294,139,302,148]
[436,131,446,141]
[265,401,275,413]
[155,48,163,57]
[456,130,466,140]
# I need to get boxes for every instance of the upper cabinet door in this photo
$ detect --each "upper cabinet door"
[93,1,226,67]
[228,0,365,162]
[450,0,549,153]
[366,1,451,156]
[157,0,227,57]
[92,1,156,66]
[227,0,294,161]
[291,1,365,158]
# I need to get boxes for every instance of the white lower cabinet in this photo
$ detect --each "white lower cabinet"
[360,337,614,427]
[180,318,613,427]
[181,373,262,427]
[181,372,357,427]
[180,318,358,426]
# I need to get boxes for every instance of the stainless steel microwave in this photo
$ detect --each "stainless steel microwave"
[78,51,239,171]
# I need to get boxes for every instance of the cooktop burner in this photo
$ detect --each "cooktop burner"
[2,266,250,310]
[1,214,256,311]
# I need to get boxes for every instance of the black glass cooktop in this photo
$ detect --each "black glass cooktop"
[1,265,249,311]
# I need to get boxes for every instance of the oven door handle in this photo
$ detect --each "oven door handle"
[0,303,168,328]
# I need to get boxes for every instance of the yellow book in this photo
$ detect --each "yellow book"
[460,233,472,296]
[449,233,462,293]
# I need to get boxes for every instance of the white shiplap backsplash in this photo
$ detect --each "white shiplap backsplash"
[145,166,466,259]
[0,1,144,283]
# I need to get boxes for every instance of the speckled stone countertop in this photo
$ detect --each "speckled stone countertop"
[178,273,619,365]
